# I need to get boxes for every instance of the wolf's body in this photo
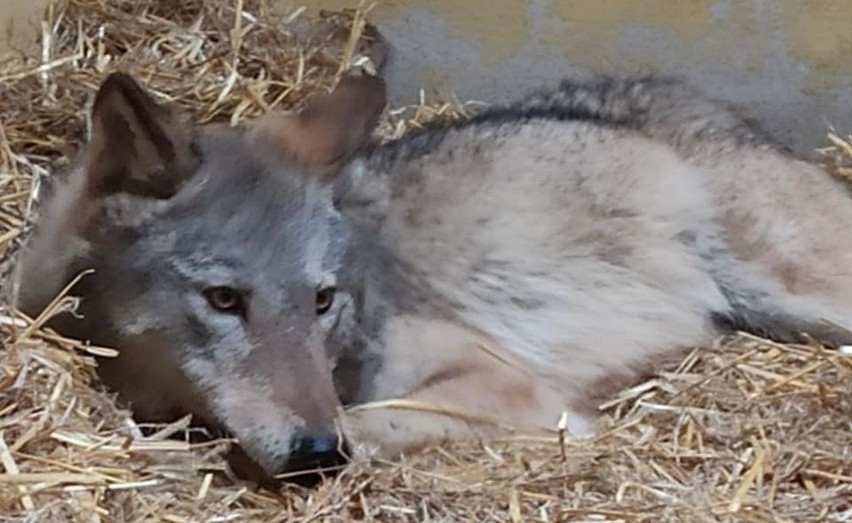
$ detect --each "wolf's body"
[15,72,852,480]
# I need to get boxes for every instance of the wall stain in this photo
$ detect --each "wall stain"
[301,0,530,65]
[284,0,852,127]
[780,0,852,93]
[546,0,714,41]
[535,0,717,70]
[1,0,49,54]
[297,0,852,80]
[781,0,852,72]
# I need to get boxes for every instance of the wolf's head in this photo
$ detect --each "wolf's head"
[15,72,387,480]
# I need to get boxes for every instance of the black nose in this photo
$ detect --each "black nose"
[286,432,349,474]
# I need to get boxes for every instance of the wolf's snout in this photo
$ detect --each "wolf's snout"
[286,431,349,473]
[220,428,348,487]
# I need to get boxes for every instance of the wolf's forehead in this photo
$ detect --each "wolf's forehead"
[164,173,344,280]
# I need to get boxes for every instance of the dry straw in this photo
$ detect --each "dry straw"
[1,1,851,521]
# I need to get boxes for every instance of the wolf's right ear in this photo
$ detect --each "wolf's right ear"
[248,74,387,168]
[84,72,199,199]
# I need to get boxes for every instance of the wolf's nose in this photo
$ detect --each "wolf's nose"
[288,432,348,473]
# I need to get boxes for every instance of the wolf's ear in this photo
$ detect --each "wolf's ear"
[85,72,199,199]
[249,74,387,167]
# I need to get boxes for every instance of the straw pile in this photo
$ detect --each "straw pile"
[1,1,850,521]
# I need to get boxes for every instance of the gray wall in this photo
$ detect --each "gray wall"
[301,0,852,157]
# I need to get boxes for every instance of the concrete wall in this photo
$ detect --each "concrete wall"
[294,0,852,157]
[0,0,49,55]
[4,1,850,156]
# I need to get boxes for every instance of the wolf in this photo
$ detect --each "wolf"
[14,70,852,482]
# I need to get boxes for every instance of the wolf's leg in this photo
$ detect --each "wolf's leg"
[338,347,590,461]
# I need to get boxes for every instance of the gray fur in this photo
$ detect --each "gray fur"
[510,75,852,345]
[15,72,852,479]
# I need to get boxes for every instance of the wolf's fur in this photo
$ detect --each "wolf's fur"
[514,76,852,341]
[15,72,852,479]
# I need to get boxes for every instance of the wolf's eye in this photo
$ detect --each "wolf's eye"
[204,287,246,316]
[315,287,336,315]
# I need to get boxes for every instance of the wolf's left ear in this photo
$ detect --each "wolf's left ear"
[249,74,387,167]
[85,72,200,199]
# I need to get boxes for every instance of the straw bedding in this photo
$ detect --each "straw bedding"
[0,1,850,521]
